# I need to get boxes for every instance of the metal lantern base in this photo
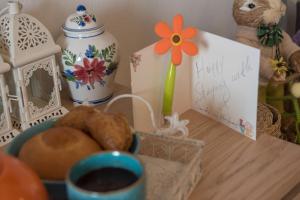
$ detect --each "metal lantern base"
[0,107,68,147]
[0,129,20,147]
[25,107,69,128]
[11,106,69,134]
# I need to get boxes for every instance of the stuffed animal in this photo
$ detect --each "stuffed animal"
[233,0,300,112]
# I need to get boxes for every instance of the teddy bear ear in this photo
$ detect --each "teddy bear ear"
[239,0,257,12]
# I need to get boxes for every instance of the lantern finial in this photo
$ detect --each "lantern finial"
[8,1,21,15]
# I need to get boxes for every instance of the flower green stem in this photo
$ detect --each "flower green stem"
[291,97,300,144]
[163,62,176,116]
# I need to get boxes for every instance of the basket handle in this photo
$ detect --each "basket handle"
[104,94,158,130]
[104,94,189,137]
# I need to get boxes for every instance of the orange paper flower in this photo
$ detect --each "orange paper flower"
[154,14,198,65]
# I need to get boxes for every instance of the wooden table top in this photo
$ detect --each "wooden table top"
[183,110,300,200]
[11,85,300,200]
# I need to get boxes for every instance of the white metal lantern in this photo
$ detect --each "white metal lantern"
[0,1,68,133]
[0,55,19,145]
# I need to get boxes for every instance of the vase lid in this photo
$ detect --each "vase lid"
[63,4,104,34]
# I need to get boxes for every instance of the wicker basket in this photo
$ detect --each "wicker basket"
[137,132,204,200]
[257,103,281,137]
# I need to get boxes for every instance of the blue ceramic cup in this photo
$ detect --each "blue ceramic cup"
[66,151,145,200]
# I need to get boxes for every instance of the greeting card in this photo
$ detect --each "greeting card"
[131,19,260,140]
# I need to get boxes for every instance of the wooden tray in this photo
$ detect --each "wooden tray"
[137,132,204,200]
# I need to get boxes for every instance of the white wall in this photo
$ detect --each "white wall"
[0,0,238,87]
[0,0,294,87]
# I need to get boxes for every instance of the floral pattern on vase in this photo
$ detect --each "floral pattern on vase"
[62,43,118,90]
[70,14,96,27]
[74,58,106,88]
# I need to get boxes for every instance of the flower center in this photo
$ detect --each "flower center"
[86,69,94,75]
[171,34,182,46]
[276,61,285,68]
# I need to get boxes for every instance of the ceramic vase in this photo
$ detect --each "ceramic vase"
[57,4,119,105]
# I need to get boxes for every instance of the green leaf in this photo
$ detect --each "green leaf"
[257,24,284,47]
[102,49,106,58]
[267,39,273,47]
[62,49,77,65]
[108,62,118,69]
[73,55,76,62]
[66,77,76,81]
[65,61,74,66]
[94,50,100,58]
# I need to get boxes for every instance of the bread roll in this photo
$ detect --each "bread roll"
[86,113,132,151]
[113,114,132,150]
[55,106,99,134]
[19,127,101,180]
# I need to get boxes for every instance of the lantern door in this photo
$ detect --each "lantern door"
[0,74,19,146]
[17,55,62,127]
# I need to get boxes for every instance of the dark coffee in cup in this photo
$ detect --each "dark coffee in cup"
[75,167,139,192]
[67,152,145,200]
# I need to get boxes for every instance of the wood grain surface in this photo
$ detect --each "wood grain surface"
[183,110,300,200]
